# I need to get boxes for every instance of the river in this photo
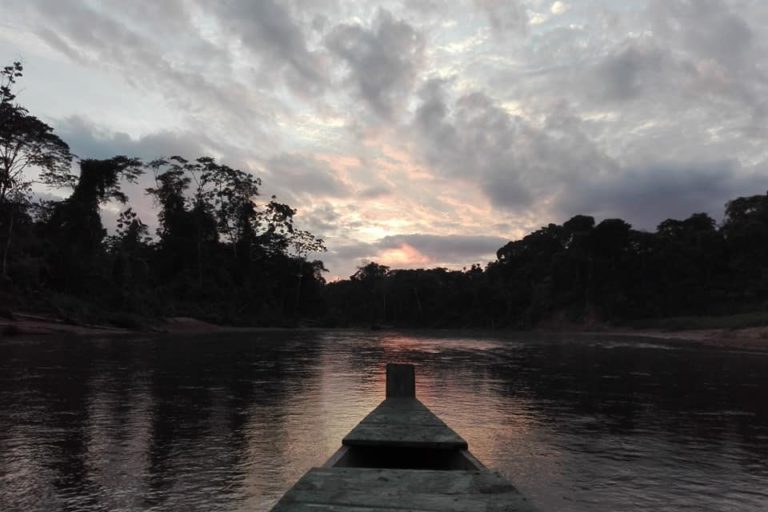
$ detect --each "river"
[1,331,767,511]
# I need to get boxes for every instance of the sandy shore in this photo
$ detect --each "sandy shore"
[0,312,131,336]
[2,311,768,351]
[0,312,232,337]
[589,326,768,351]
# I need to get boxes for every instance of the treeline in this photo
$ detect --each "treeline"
[3,61,768,330]
[325,195,768,328]
[1,62,327,326]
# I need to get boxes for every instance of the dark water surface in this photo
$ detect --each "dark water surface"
[1,331,767,511]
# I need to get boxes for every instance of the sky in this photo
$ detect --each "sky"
[2,0,767,279]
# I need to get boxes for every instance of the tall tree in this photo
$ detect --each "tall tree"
[351,262,390,324]
[722,192,768,303]
[44,156,142,293]
[0,62,73,279]
[107,207,152,304]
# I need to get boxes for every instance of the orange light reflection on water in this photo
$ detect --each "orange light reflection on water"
[371,333,557,482]
[244,332,559,508]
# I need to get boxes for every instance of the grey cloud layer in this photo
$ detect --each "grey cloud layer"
[265,154,349,199]
[59,117,216,161]
[326,9,425,119]
[378,234,507,261]
[474,0,528,36]
[211,0,326,94]
[4,0,768,278]
[409,0,768,228]
[412,80,614,213]
[560,161,768,230]
[323,233,508,277]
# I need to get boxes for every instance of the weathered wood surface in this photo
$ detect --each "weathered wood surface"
[342,398,468,450]
[386,363,415,398]
[271,364,539,511]
[271,467,538,511]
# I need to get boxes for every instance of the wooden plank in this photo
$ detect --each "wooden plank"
[322,445,351,468]
[353,408,445,426]
[343,423,467,449]
[386,363,415,398]
[375,398,430,410]
[343,398,468,449]
[293,467,517,494]
[271,504,434,512]
[279,490,530,511]
[362,399,443,421]
[272,468,538,512]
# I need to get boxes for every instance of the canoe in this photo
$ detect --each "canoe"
[271,363,538,511]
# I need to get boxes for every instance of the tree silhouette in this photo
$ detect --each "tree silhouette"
[107,207,152,305]
[44,157,142,293]
[0,62,73,279]
[4,59,768,331]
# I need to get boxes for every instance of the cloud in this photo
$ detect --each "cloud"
[568,0,768,123]
[359,184,392,198]
[412,80,614,212]
[318,240,376,279]
[326,8,425,119]
[377,234,508,263]
[321,232,509,278]
[376,243,433,267]
[557,160,768,229]
[59,121,354,233]
[410,73,768,233]
[474,0,528,36]
[6,0,768,279]
[58,117,215,161]
[402,0,453,15]
[264,154,350,199]
[595,41,672,101]
[649,0,767,123]
[650,0,755,72]
[551,2,569,16]
[8,0,296,144]
[53,117,255,238]
[210,0,326,94]
[297,201,343,235]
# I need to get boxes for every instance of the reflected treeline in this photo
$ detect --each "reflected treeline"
[1,333,768,510]
[0,333,325,510]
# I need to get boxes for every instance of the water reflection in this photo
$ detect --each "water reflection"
[1,331,767,511]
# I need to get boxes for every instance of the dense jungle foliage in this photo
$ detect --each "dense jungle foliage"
[1,63,326,326]
[325,202,768,328]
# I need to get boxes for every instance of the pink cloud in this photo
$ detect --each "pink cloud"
[376,243,432,267]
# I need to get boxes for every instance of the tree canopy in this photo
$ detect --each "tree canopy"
[0,62,327,325]
[325,195,768,329]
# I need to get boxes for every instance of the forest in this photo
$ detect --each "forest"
[2,61,768,330]
[0,62,327,327]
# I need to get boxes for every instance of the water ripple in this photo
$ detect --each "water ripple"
[1,331,767,511]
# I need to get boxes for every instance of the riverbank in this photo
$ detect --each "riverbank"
[2,310,768,351]
[587,326,768,351]
[0,312,235,337]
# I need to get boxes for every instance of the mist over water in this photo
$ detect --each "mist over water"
[1,331,767,511]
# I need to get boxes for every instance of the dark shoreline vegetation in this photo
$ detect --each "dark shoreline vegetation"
[2,61,768,334]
